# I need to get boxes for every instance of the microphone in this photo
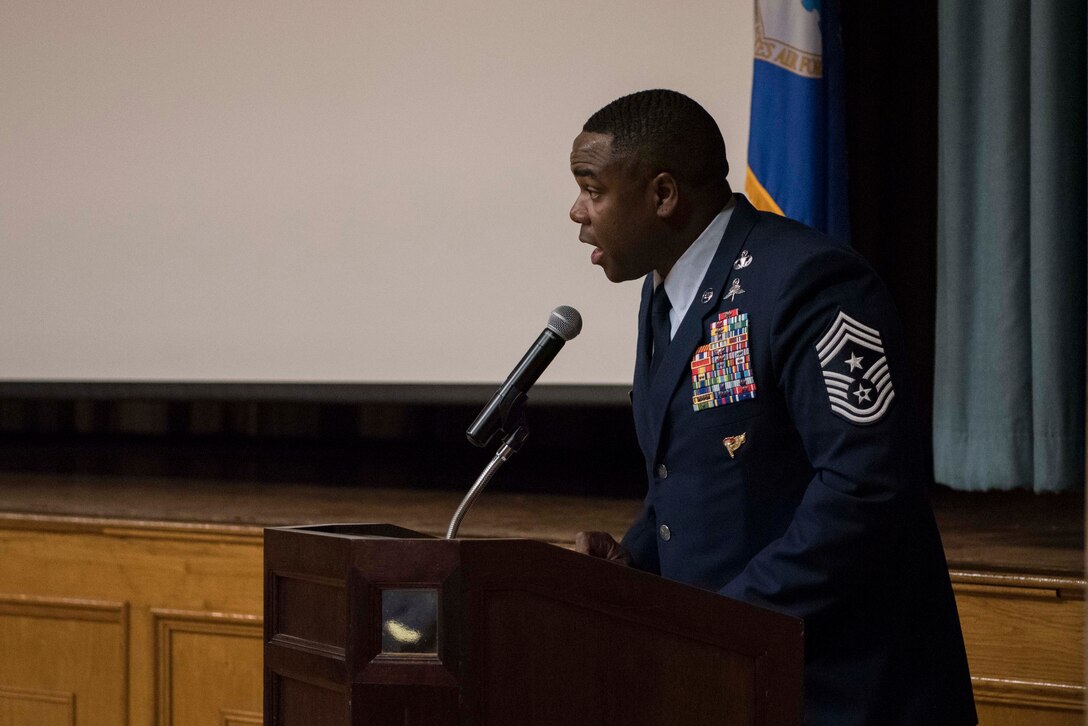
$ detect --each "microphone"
[465,306,582,447]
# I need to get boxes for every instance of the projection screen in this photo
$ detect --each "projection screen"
[0,0,753,389]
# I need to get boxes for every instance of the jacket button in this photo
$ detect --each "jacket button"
[656,463,669,479]
[658,524,671,541]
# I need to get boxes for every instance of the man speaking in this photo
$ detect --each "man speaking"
[570,89,976,725]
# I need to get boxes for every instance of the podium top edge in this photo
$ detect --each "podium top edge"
[265,523,436,539]
[263,524,569,546]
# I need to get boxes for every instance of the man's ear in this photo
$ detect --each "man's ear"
[652,172,679,218]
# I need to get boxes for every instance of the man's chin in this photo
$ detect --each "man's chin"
[601,265,640,284]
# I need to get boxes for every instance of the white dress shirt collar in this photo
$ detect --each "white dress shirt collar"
[653,198,736,338]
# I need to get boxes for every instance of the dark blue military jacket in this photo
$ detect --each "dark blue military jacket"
[622,195,976,726]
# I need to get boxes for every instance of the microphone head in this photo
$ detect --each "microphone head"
[547,306,582,341]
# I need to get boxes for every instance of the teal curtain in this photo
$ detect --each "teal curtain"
[934,0,1087,492]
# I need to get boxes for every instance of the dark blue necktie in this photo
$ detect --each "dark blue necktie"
[650,287,672,379]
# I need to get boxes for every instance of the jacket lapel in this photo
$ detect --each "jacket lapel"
[642,195,760,463]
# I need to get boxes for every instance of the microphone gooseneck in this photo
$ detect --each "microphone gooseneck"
[448,306,581,539]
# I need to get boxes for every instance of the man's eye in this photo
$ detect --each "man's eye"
[586,189,601,199]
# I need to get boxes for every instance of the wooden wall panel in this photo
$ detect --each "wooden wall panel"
[0,686,75,726]
[955,584,1082,685]
[221,708,264,726]
[973,679,1084,726]
[0,516,263,726]
[0,596,126,726]
[952,577,1085,722]
[153,610,263,726]
[0,512,1083,725]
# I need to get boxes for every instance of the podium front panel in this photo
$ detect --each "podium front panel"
[264,524,802,726]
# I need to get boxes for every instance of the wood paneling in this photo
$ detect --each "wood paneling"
[0,499,1083,725]
[153,610,263,726]
[221,709,263,726]
[0,596,126,726]
[955,583,1083,687]
[0,516,263,726]
[0,686,75,726]
[952,574,1085,723]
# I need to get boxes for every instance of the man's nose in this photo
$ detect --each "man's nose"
[570,198,587,224]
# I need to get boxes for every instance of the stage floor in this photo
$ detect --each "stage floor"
[0,471,1080,577]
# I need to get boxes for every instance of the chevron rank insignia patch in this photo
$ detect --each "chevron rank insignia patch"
[815,311,895,425]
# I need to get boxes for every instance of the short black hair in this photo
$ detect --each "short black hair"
[583,89,729,186]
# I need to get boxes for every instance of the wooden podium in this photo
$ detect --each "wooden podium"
[264,524,803,725]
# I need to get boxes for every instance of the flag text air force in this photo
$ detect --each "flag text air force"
[746,0,848,240]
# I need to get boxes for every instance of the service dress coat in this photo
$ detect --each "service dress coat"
[622,195,976,725]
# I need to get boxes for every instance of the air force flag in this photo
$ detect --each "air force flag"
[745,0,849,240]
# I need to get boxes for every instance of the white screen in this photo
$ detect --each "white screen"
[0,0,753,386]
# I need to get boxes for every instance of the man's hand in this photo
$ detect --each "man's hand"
[574,531,632,566]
